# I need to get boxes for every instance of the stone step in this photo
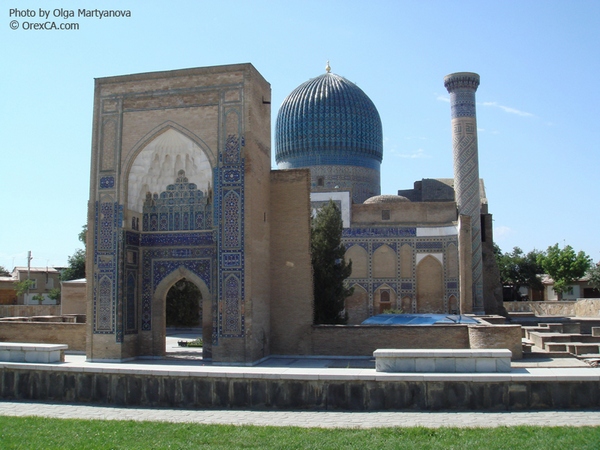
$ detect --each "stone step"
[544,342,568,352]
[566,343,600,355]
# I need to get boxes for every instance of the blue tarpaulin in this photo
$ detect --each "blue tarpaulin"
[361,314,480,326]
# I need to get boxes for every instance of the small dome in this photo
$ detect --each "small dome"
[364,194,410,204]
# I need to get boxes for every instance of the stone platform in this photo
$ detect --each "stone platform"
[0,343,67,363]
[374,349,512,373]
[2,353,600,411]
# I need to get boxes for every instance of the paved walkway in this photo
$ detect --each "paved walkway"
[2,401,600,428]
[2,334,600,428]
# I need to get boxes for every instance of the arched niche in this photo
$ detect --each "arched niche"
[448,295,459,314]
[373,244,396,278]
[345,245,368,279]
[416,255,444,313]
[126,127,213,214]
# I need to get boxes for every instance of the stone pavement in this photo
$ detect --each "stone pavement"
[2,401,600,428]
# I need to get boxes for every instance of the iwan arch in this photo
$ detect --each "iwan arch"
[87,64,503,364]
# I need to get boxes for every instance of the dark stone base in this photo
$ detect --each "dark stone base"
[2,367,600,410]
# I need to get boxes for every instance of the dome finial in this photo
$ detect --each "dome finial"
[325,60,331,73]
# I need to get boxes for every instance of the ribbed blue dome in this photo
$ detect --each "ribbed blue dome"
[275,72,383,169]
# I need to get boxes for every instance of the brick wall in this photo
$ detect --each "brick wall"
[61,282,86,315]
[0,305,61,318]
[311,325,471,356]
[0,322,86,351]
[468,324,522,359]
[269,169,314,355]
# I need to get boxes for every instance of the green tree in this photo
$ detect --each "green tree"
[0,266,9,276]
[537,244,592,300]
[61,224,87,281]
[14,279,35,300]
[61,249,86,281]
[587,262,600,293]
[311,200,353,324]
[48,287,61,305]
[166,280,201,327]
[495,246,544,300]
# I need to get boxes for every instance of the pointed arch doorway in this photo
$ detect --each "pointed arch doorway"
[152,267,213,360]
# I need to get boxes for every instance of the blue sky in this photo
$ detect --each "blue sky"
[1,0,599,270]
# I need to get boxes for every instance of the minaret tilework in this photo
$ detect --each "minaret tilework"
[444,72,484,314]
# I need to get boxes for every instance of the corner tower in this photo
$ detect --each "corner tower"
[275,63,383,203]
[444,72,484,314]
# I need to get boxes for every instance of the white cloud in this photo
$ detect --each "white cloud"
[494,225,513,238]
[437,95,450,103]
[394,148,431,159]
[482,102,534,117]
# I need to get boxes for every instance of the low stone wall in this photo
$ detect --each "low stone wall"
[574,300,600,317]
[0,322,85,351]
[311,325,471,356]
[504,300,600,318]
[311,324,522,359]
[0,315,85,323]
[1,367,600,411]
[0,305,61,318]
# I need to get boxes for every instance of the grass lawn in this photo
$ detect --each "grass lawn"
[0,416,599,449]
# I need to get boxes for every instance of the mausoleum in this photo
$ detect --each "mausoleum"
[86,63,503,364]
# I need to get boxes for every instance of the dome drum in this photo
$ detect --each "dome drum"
[309,164,380,204]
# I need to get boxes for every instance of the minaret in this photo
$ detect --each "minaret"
[444,72,484,314]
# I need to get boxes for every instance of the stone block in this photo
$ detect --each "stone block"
[508,383,528,409]
[10,350,25,362]
[562,322,581,334]
[545,342,567,352]
[415,357,436,372]
[455,357,476,373]
[475,358,497,373]
[24,352,43,363]
[495,357,512,373]
[434,358,456,372]
[379,357,416,372]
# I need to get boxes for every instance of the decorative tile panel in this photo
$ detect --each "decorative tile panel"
[343,227,416,238]
[126,272,136,331]
[142,170,212,232]
[100,176,115,189]
[140,231,213,247]
[92,200,120,335]
[214,105,246,340]
[223,273,242,335]
[416,241,444,249]
[96,275,113,331]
